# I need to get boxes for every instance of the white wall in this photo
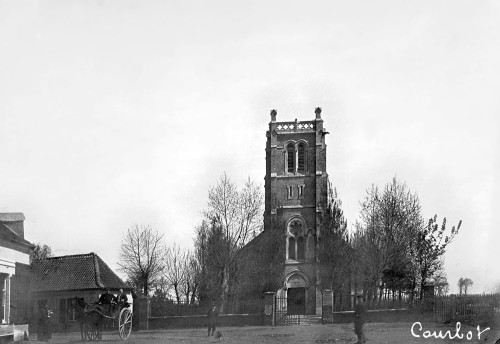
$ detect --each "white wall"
[0,246,29,275]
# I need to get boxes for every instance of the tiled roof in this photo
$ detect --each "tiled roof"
[31,253,130,292]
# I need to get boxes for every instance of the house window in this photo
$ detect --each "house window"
[59,298,83,322]
[0,274,5,323]
[68,307,76,321]
[67,299,78,321]
[287,185,293,199]
[286,144,295,173]
[297,144,305,173]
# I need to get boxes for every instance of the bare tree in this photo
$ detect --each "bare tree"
[433,268,449,296]
[164,243,186,303]
[458,277,464,295]
[204,173,263,249]
[118,224,165,295]
[180,251,199,304]
[411,215,461,299]
[188,255,201,305]
[462,278,473,295]
[352,178,422,302]
[31,243,54,263]
[197,173,263,306]
[352,177,461,302]
[152,276,170,300]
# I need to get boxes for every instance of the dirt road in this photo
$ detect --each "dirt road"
[28,321,498,344]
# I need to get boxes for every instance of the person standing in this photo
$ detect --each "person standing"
[207,302,218,336]
[37,304,52,341]
[354,295,367,344]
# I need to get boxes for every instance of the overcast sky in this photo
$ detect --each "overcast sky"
[1,0,498,293]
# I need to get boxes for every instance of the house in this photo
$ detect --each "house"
[29,252,132,332]
[0,213,33,342]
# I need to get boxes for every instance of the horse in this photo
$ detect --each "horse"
[68,297,90,341]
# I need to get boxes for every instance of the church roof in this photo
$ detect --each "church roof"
[31,252,130,292]
[237,231,269,256]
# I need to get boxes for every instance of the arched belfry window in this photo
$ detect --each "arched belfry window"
[297,144,305,173]
[286,144,295,173]
[285,142,307,174]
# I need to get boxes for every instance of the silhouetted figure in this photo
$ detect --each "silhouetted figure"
[69,297,87,341]
[207,303,218,336]
[354,295,367,344]
[116,288,129,307]
[37,304,52,342]
[97,288,115,314]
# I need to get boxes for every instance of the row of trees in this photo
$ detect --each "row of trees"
[118,225,201,303]
[318,177,462,304]
[118,174,463,307]
[119,173,264,305]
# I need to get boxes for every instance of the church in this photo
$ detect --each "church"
[235,107,329,316]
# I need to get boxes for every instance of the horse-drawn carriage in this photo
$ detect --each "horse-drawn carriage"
[70,297,133,341]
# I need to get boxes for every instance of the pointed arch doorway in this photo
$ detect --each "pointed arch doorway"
[286,272,308,315]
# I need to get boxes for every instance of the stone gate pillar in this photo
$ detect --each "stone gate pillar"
[132,296,149,331]
[322,289,333,324]
[264,292,275,326]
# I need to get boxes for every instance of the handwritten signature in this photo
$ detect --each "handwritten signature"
[411,322,490,340]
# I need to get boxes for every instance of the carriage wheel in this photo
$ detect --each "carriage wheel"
[118,308,132,340]
[85,321,102,341]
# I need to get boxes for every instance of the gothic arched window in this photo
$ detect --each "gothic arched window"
[297,143,305,173]
[288,237,296,260]
[306,232,315,261]
[297,237,305,260]
[286,144,295,173]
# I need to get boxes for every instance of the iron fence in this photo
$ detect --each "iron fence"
[434,293,499,323]
[149,297,264,317]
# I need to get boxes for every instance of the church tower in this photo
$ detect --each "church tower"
[264,107,329,315]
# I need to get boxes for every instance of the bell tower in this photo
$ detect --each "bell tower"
[264,107,329,315]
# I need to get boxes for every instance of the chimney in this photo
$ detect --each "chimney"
[0,212,25,238]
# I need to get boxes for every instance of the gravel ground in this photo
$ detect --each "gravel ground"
[27,322,499,344]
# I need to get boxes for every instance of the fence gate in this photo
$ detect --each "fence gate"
[274,294,307,325]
